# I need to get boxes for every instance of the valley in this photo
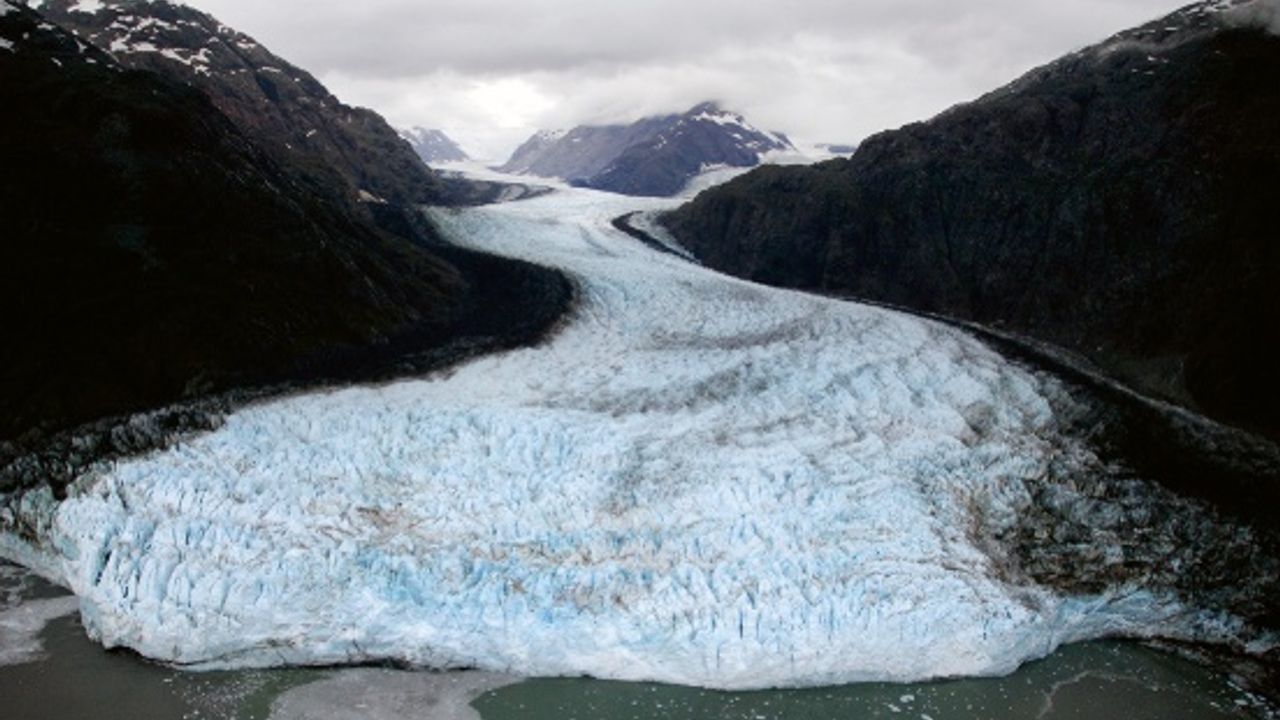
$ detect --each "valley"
[2,175,1274,695]
[3,0,1279,717]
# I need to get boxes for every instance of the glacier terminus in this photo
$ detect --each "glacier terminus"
[0,180,1263,689]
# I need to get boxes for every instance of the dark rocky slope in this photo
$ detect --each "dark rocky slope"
[499,102,793,197]
[664,1,1280,441]
[0,4,571,485]
[35,0,439,204]
[35,0,508,212]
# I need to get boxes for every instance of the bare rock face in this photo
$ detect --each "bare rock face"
[499,102,794,197]
[665,1,1280,442]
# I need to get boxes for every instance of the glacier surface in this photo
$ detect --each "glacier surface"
[0,184,1220,688]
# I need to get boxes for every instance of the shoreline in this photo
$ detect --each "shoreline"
[1,558,1271,720]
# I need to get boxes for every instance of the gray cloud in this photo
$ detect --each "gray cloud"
[1224,0,1280,33]
[192,0,1184,161]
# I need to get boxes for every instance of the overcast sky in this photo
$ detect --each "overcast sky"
[193,0,1183,162]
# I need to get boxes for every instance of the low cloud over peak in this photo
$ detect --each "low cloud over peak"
[193,0,1183,161]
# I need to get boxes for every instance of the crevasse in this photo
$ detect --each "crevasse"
[2,183,1208,688]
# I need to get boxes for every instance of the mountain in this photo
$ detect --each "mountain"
[33,0,454,209]
[400,127,470,164]
[0,2,570,479]
[498,102,794,197]
[663,0,1280,441]
[29,0,515,213]
[501,129,569,175]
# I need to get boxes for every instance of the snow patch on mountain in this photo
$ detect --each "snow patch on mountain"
[84,6,214,72]
[157,45,208,72]
[690,109,748,128]
[1,1,24,52]
[689,108,789,150]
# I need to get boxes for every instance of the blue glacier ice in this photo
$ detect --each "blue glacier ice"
[0,180,1238,688]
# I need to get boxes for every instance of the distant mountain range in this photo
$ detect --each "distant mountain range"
[664,0,1280,441]
[499,102,794,197]
[401,127,470,164]
[0,0,570,478]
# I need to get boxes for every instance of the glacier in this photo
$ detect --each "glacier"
[0,183,1238,688]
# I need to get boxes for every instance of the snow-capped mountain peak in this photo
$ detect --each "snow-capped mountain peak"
[498,102,794,197]
[683,103,792,155]
[685,101,751,128]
